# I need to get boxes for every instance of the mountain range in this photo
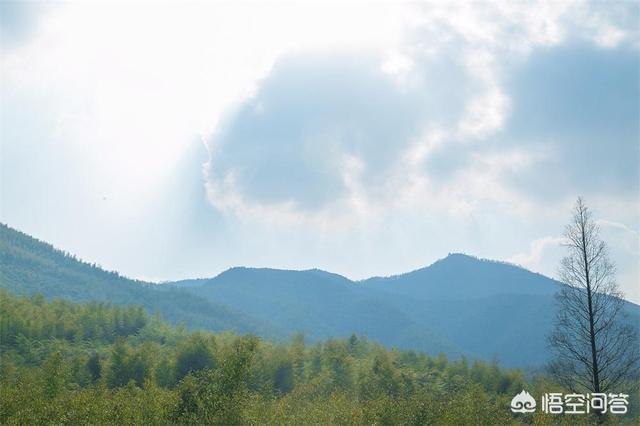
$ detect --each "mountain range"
[1,223,638,368]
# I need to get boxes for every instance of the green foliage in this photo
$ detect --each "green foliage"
[1,290,638,425]
[86,352,102,381]
[174,333,216,382]
[173,336,258,424]
[0,223,275,337]
[0,288,147,346]
[105,338,152,388]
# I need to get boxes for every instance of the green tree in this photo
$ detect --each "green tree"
[107,338,131,388]
[42,351,67,398]
[175,333,216,382]
[86,352,102,382]
[173,336,258,424]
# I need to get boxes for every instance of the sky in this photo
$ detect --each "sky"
[1,0,638,302]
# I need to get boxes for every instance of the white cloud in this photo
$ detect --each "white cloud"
[196,0,638,234]
[597,219,638,237]
[509,236,566,271]
[1,0,409,209]
[597,219,640,257]
[455,49,509,140]
[1,0,637,299]
[508,219,639,303]
[3,0,634,217]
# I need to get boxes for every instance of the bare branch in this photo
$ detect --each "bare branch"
[547,198,639,398]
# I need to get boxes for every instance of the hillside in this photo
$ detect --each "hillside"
[0,224,278,337]
[360,254,561,365]
[186,267,458,356]
[1,290,544,425]
[362,253,559,299]
[179,254,640,367]
[2,223,638,368]
[361,254,640,365]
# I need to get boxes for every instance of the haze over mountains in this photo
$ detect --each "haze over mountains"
[0,224,274,337]
[2,223,638,368]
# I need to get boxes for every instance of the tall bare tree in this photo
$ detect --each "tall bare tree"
[548,197,639,396]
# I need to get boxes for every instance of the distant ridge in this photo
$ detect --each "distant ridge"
[359,252,537,281]
[2,223,638,368]
[0,223,279,337]
[362,252,560,300]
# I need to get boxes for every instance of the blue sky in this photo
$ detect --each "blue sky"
[1,0,638,302]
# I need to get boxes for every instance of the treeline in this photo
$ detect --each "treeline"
[1,292,148,345]
[0,224,275,338]
[0,290,634,425]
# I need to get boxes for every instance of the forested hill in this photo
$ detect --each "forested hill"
[0,290,537,424]
[0,224,278,337]
[362,253,560,298]
[178,260,565,367]
[2,223,639,368]
[174,256,640,368]
[185,267,458,357]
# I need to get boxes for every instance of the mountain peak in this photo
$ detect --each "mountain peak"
[211,266,353,287]
[437,252,526,272]
[439,252,479,263]
[363,251,560,300]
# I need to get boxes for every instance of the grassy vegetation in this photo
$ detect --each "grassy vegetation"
[1,289,637,425]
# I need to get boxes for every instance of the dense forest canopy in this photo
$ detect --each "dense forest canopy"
[1,290,638,424]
